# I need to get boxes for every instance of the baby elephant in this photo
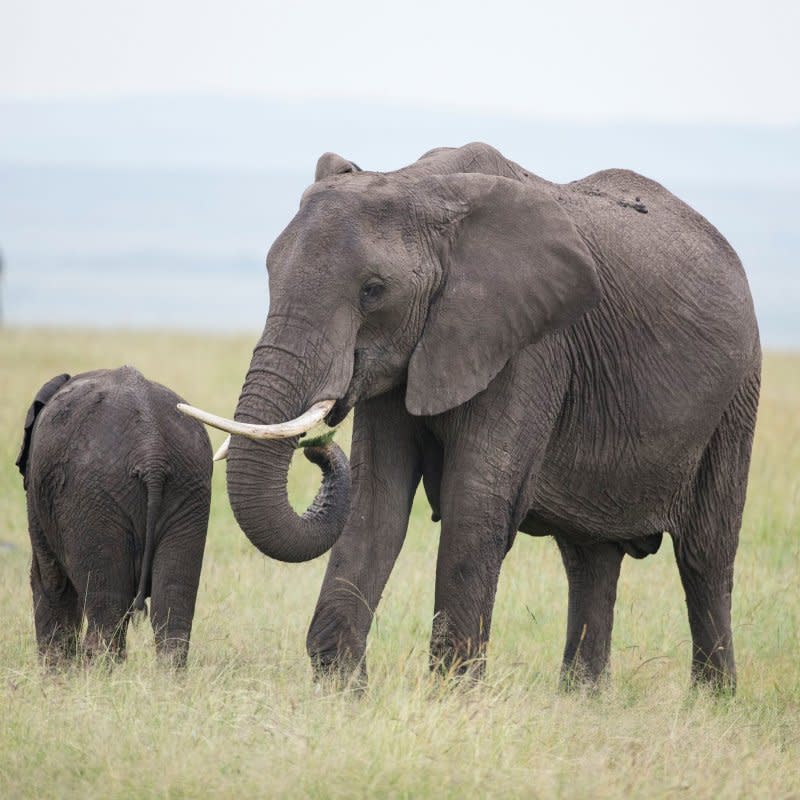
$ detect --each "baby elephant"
[17,367,212,667]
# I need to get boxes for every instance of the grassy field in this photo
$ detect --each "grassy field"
[1,328,798,799]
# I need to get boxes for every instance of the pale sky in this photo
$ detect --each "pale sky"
[2,0,799,124]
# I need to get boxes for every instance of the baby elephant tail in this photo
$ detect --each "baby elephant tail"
[132,475,164,617]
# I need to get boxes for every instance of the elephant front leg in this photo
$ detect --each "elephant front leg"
[430,483,514,679]
[556,538,623,689]
[306,390,422,683]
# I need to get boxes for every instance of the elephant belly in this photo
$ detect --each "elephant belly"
[523,423,700,542]
[519,508,664,557]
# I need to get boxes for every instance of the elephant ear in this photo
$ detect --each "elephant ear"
[314,152,362,182]
[406,174,600,416]
[16,373,71,485]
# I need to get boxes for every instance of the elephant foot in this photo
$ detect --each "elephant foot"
[690,655,736,696]
[82,625,128,668]
[429,651,487,685]
[310,650,367,694]
[80,645,127,671]
[37,629,81,670]
[558,660,609,694]
[154,633,190,670]
[428,609,489,683]
[307,609,368,691]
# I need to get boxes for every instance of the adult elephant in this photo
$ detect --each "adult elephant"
[182,143,760,690]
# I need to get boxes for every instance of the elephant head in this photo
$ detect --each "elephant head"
[181,145,600,563]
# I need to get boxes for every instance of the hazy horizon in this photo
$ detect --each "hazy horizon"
[1,96,798,345]
[4,1,797,342]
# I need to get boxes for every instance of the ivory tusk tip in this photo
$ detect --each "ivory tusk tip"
[176,399,336,441]
[177,403,193,417]
[213,435,231,461]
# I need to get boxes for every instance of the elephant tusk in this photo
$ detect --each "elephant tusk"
[213,436,231,461]
[177,399,337,441]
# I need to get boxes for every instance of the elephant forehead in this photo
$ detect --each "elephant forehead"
[300,170,395,203]
[268,189,415,279]
[300,179,411,224]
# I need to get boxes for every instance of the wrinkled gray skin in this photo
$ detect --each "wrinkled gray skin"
[18,367,212,667]
[227,143,760,691]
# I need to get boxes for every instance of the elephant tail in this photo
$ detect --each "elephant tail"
[132,475,164,617]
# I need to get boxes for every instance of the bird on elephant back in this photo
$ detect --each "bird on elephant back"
[181,142,760,693]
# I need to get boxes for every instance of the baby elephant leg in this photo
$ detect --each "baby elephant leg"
[149,520,207,668]
[83,596,131,663]
[30,550,81,666]
[71,530,135,663]
[556,538,624,689]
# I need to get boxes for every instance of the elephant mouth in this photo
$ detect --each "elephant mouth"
[325,349,369,427]
[326,396,353,427]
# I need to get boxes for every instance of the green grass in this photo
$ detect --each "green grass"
[1,328,798,798]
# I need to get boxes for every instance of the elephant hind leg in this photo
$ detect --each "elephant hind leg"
[149,574,195,669]
[62,513,142,663]
[672,370,760,693]
[149,510,209,669]
[556,538,624,690]
[80,568,133,663]
[83,599,131,663]
[30,549,82,666]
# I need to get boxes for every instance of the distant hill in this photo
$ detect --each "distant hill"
[0,96,797,343]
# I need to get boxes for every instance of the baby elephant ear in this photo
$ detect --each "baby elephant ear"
[314,152,362,182]
[406,174,600,416]
[16,373,71,484]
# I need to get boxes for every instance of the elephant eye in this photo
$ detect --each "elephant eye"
[359,280,386,311]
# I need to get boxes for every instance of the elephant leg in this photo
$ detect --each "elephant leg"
[428,370,565,680]
[555,538,623,689]
[149,510,208,668]
[430,479,514,679]
[30,548,81,665]
[83,595,131,662]
[673,373,758,693]
[307,390,422,682]
[66,522,135,663]
[79,558,133,662]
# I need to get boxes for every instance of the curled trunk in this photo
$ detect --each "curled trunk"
[224,337,352,563]
[226,432,350,563]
